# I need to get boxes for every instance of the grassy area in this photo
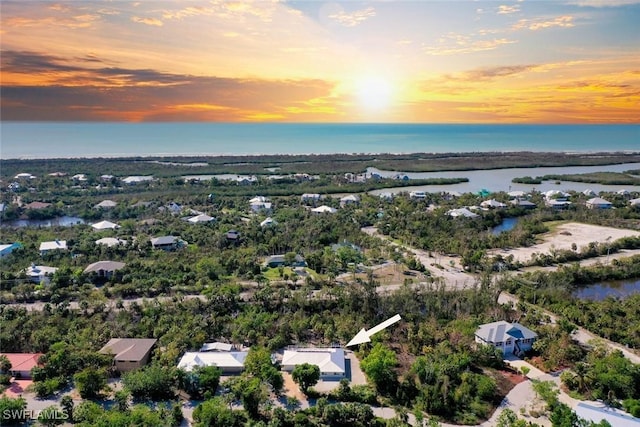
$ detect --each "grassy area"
[512,171,640,185]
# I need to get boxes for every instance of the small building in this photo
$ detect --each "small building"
[583,189,597,197]
[340,195,360,207]
[311,205,337,214]
[586,197,612,210]
[99,338,157,372]
[122,176,153,185]
[39,240,67,255]
[507,190,526,198]
[480,199,507,209]
[511,199,536,209]
[301,193,321,202]
[14,173,35,180]
[630,198,640,208]
[264,254,306,268]
[0,353,43,379]
[409,191,426,199]
[475,321,537,356]
[95,200,117,209]
[0,243,22,258]
[84,261,126,278]
[446,208,479,218]
[151,236,185,251]
[177,351,248,374]
[95,237,127,247]
[187,214,215,223]
[574,402,640,427]
[91,220,120,230]
[281,348,346,379]
[260,217,276,227]
[26,264,58,284]
[545,199,572,210]
[100,175,114,181]
[72,174,87,181]
[226,230,240,241]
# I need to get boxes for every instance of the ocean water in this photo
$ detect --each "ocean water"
[1,122,638,159]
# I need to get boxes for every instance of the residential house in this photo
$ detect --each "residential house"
[475,320,537,356]
[0,353,43,379]
[507,190,526,198]
[301,193,321,203]
[264,254,306,268]
[0,243,22,258]
[281,348,346,379]
[160,202,183,215]
[545,199,572,209]
[84,261,126,278]
[586,197,613,210]
[630,198,640,208]
[510,199,536,209]
[122,176,153,184]
[91,220,120,230]
[226,230,240,241]
[14,173,35,180]
[96,237,127,247]
[339,195,360,207]
[151,236,185,251]
[177,350,249,374]
[409,191,426,199]
[187,214,215,223]
[260,217,276,227]
[249,196,272,212]
[480,199,507,209]
[583,189,597,197]
[200,342,234,352]
[446,208,479,218]
[48,172,67,177]
[378,192,394,200]
[99,338,157,372]
[72,174,87,181]
[26,264,58,284]
[100,175,114,181]
[95,200,117,209]
[311,205,337,214]
[39,240,67,255]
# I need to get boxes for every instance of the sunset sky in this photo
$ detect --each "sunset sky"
[1,0,639,123]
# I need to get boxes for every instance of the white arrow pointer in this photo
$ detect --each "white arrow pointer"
[346,314,402,347]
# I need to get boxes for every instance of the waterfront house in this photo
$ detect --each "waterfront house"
[0,353,43,379]
[586,197,613,210]
[511,199,536,209]
[99,338,157,372]
[39,240,67,255]
[0,243,22,258]
[475,321,537,356]
[409,191,426,199]
[281,348,346,379]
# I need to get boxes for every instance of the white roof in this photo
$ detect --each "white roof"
[311,205,337,213]
[409,191,426,198]
[249,196,268,203]
[340,195,360,202]
[123,176,153,184]
[586,197,612,205]
[507,190,526,198]
[39,240,67,251]
[95,237,126,247]
[187,214,215,223]
[14,173,34,179]
[250,201,272,209]
[480,199,507,208]
[583,189,597,196]
[91,220,120,230]
[260,217,276,227]
[96,200,117,208]
[630,198,640,206]
[446,208,479,218]
[282,348,345,375]
[301,193,321,200]
[84,261,126,273]
[177,351,248,372]
[26,264,58,277]
[617,189,630,195]
[200,342,233,352]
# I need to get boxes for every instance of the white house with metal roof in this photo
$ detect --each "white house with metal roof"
[475,321,537,356]
[39,240,67,255]
[281,348,346,379]
[177,351,248,374]
[91,220,120,230]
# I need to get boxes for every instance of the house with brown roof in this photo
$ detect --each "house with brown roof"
[84,261,126,278]
[0,353,43,379]
[99,338,157,372]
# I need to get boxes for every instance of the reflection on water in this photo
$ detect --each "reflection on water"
[490,217,520,236]
[1,216,85,228]
[574,278,640,301]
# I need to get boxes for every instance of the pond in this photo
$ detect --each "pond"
[573,278,640,301]
[1,215,86,228]
[490,217,520,236]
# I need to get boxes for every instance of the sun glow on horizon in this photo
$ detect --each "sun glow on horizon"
[355,75,395,114]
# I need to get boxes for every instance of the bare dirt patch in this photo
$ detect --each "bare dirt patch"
[490,222,640,264]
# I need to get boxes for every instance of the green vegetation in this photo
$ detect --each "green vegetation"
[513,171,640,185]
[511,176,542,184]
[291,363,321,393]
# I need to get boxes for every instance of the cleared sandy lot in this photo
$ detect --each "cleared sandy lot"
[491,222,640,264]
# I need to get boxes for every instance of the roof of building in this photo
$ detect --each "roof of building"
[187,214,215,223]
[24,201,51,210]
[301,193,321,199]
[91,220,120,230]
[475,321,537,343]
[123,176,153,183]
[249,196,268,203]
[26,264,58,277]
[95,237,126,247]
[151,236,178,246]
[260,217,276,227]
[96,200,117,208]
[511,199,536,207]
[630,198,640,206]
[282,348,345,375]
[200,342,234,352]
[39,240,67,251]
[586,197,612,205]
[311,205,337,213]
[481,199,507,208]
[99,338,157,362]
[340,195,360,202]
[575,402,640,427]
[0,353,43,372]
[84,261,126,274]
[446,208,479,218]
[0,243,21,253]
[177,351,248,372]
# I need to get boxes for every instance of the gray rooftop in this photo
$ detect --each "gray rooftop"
[475,321,537,343]
[99,338,157,362]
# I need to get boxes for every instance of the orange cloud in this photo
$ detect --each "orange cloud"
[512,15,574,31]
[131,16,163,26]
